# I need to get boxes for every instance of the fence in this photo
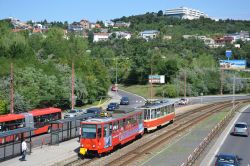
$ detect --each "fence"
[181,104,242,166]
[0,127,33,161]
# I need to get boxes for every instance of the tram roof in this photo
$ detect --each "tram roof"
[139,99,178,109]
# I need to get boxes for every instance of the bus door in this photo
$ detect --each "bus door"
[104,123,112,148]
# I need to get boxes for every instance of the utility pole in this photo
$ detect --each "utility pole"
[115,57,117,85]
[71,62,75,110]
[233,74,235,109]
[10,63,14,114]
[150,54,153,99]
[184,70,187,98]
[220,69,224,95]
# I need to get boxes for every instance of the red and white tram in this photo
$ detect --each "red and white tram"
[79,110,144,156]
[140,99,175,131]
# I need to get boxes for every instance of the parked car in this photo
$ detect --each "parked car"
[107,102,120,111]
[178,98,189,105]
[86,107,102,115]
[120,96,129,105]
[64,109,83,118]
[215,153,242,166]
[233,122,248,137]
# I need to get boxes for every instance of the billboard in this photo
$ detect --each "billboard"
[149,75,165,84]
[219,60,246,70]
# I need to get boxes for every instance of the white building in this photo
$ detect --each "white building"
[114,31,131,40]
[93,33,109,42]
[139,30,159,41]
[165,7,208,20]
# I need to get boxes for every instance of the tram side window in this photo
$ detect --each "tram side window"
[164,106,167,115]
[151,109,156,119]
[131,115,137,126]
[109,123,112,134]
[139,113,143,124]
[119,120,124,130]
[144,110,147,120]
[97,125,102,138]
[113,121,119,132]
[156,108,161,118]
[104,124,110,137]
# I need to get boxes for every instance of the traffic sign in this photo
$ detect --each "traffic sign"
[225,50,232,59]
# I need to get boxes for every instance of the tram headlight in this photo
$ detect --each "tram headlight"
[81,144,84,147]
[92,145,96,148]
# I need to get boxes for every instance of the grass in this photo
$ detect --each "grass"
[119,84,165,99]
[66,97,111,112]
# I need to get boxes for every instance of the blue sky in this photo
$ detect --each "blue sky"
[0,0,250,22]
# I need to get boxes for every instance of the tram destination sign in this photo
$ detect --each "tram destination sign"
[149,75,165,84]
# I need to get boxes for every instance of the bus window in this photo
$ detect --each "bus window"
[82,124,96,139]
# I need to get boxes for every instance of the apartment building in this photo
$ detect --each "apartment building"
[165,7,208,20]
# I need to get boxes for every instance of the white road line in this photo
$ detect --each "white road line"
[118,89,146,101]
[201,105,250,166]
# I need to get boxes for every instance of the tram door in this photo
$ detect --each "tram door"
[104,123,112,148]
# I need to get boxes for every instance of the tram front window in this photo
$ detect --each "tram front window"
[82,124,96,139]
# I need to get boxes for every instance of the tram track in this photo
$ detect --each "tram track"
[65,99,249,166]
[105,102,236,166]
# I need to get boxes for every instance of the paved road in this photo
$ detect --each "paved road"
[188,95,250,105]
[209,107,250,166]
[117,89,146,110]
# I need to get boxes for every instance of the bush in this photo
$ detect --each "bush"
[156,84,177,98]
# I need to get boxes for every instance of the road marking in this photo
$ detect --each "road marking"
[203,105,250,166]
[118,89,146,101]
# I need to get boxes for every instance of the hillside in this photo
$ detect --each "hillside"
[1,12,250,114]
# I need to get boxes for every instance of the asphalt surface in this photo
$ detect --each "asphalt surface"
[189,95,250,105]
[210,107,250,166]
[117,89,146,110]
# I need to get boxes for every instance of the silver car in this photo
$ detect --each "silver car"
[64,109,84,119]
[233,122,248,137]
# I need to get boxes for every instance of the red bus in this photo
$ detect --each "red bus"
[140,99,175,131]
[79,110,144,156]
[0,107,62,143]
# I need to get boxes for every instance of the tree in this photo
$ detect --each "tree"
[157,10,163,17]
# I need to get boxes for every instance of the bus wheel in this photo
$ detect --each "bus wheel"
[170,119,174,124]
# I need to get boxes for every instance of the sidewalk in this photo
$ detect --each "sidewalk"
[0,91,122,166]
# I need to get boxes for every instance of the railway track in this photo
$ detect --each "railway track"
[105,102,235,166]
[65,99,249,166]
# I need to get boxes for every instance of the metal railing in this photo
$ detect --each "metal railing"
[181,104,242,166]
